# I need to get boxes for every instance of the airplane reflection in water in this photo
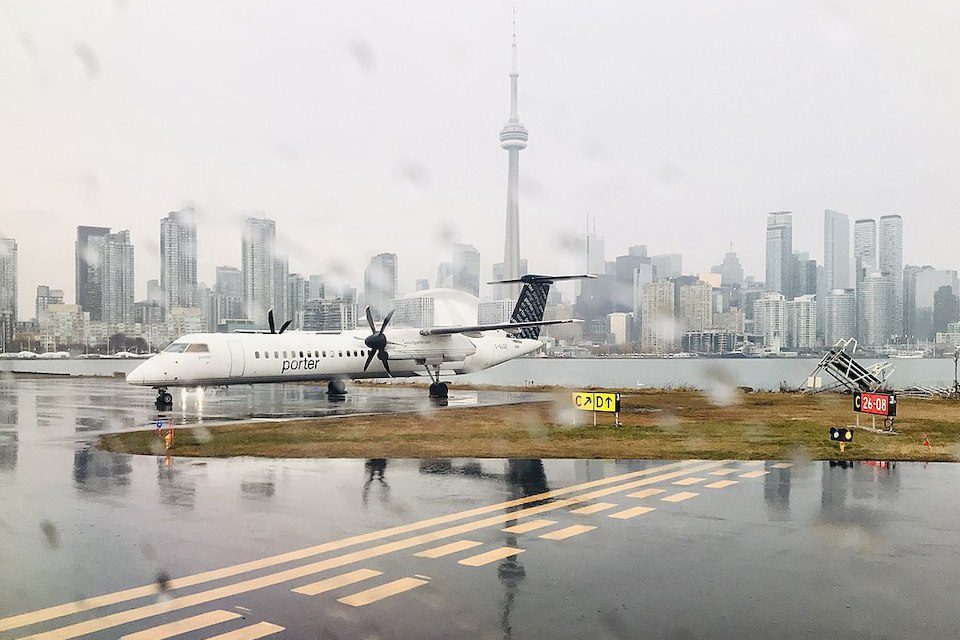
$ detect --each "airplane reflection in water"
[419,458,549,639]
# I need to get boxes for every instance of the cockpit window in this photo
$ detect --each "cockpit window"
[185,343,209,353]
[164,343,188,353]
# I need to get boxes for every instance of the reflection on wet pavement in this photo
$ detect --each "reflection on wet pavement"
[0,378,958,638]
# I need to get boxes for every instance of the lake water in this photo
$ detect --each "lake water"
[2,356,955,391]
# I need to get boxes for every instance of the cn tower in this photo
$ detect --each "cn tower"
[497,15,528,298]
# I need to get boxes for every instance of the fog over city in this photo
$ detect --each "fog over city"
[2,0,959,313]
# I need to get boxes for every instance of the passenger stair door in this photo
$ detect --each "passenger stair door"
[227,341,245,377]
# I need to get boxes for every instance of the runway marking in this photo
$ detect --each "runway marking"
[0,460,700,634]
[291,568,382,596]
[705,480,738,489]
[570,502,617,515]
[203,621,284,639]
[608,506,656,520]
[626,488,664,499]
[120,610,240,639]
[672,477,705,486]
[709,468,738,476]
[539,524,596,540]
[338,577,428,607]
[661,491,699,503]
[459,547,524,567]
[502,519,557,534]
[414,540,483,559]
[740,470,768,478]
[771,462,793,469]
[20,461,726,640]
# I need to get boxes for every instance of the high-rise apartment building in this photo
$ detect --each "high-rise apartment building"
[101,230,135,325]
[754,293,787,351]
[35,285,64,321]
[678,281,712,332]
[214,266,244,325]
[878,214,903,337]
[0,238,16,350]
[364,253,398,320]
[857,272,890,348]
[241,216,277,324]
[853,218,877,281]
[823,210,850,292]
[825,289,856,346]
[160,208,198,311]
[787,294,817,349]
[765,212,792,296]
[75,226,110,321]
[641,281,676,353]
[451,243,480,297]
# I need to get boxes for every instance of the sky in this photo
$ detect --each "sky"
[2,0,959,316]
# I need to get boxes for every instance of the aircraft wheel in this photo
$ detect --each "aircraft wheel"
[328,379,346,396]
[156,390,173,409]
[429,382,449,398]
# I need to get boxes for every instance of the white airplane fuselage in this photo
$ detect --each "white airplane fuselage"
[126,328,542,388]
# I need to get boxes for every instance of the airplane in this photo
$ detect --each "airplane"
[127,274,592,409]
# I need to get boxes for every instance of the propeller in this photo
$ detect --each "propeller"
[363,306,395,375]
[267,309,292,334]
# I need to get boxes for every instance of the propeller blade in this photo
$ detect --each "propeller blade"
[363,349,377,371]
[380,309,395,333]
[365,306,377,333]
[268,309,276,334]
[278,320,292,334]
[378,349,391,376]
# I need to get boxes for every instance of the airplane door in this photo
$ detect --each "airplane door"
[227,341,245,376]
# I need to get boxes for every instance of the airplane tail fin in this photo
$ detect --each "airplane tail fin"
[488,274,596,340]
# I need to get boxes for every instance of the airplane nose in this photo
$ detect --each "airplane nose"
[126,364,145,385]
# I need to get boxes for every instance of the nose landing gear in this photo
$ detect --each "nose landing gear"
[424,364,449,398]
[327,379,347,398]
[155,388,173,410]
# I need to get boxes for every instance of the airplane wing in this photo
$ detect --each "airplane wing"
[419,319,582,336]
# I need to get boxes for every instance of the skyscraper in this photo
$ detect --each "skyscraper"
[241,216,277,324]
[451,243,481,297]
[0,238,16,350]
[712,245,744,287]
[651,253,682,280]
[754,293,788,352]
[853,218,877,281]
[75,226,110,321]
[640,281,676,353]
[494,18,528,299]
[160,208,198,311]
[823,210,850,291]
[364,253,398,320]
[101,230,135,325]
[35,285,64,321]
[765,212,792,296]
[879,214,903,337]
[825,289,857,346]
[214,266,244,326]
[858,272,890,348]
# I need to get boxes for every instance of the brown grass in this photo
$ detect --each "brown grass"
[98,389,960,461]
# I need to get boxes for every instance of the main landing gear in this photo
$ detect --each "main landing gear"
[155,388,173,410]
[425,365,449,399]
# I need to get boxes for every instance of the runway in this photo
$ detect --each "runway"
[1,378,959,638]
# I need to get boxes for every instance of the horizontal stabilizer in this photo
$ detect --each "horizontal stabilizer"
[420,318,581,337]
[487,273,597,285]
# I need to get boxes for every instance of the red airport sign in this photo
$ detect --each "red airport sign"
[853,391,897,417]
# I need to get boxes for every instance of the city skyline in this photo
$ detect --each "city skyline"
[2,3,958,316]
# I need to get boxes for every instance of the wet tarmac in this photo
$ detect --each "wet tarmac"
[1,378,959,638]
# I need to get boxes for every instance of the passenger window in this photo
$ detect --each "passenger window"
[299,351,304,358]
[360,350,365,356]
[283,351,288,358]
[264,351,269,359]
[185,343,209,353]
[274,351,279,358]
[322,351,326,357]
[254,351,259,359]
[353,350,358,357]
[338,351,343,357]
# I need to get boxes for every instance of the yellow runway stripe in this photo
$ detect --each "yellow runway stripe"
[292,569,382,596]
[22,461,726,640]
[709,469,738,476]
[203,622,284,640]
[502,519,556,534]
[539,525,595,540]
[459,547,524,567]
[771,462,793,469]
[1,460,698,634]
[626,488,664,499]
[414,540,483,559]
[661,491,699,503]
[338,578,428,607]
[705,480,738,489]
[120,610,240,640]
[570,502,617,515]
[672,477,705,486]
[740,470,768,478]
[608,506,656,520]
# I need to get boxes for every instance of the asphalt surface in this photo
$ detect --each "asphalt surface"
[1,377,959,639]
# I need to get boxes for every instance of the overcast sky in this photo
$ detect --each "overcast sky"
[2,0,959,314]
